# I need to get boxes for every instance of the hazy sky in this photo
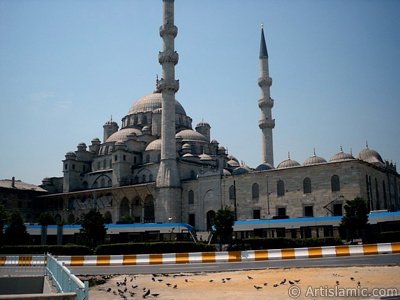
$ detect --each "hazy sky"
[1,0,399,185]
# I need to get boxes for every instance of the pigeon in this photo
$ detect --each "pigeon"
[151,294,160,298]
[294,280,301,283]
[273,284,279,288]
[185,279,188,282]
[263,283,268,286]
[336,281,340,286]
[209,280,214,282]
[173,284,178,289]
[254,285,262,290]
[247,275,253,280]
[157,279,163,282]
[106,288,112,292]
[226,278,232,281]
[357,281,361,287]
[280,279,286,285]
[132,285,138,289]
[143,289,150,299]
[289,280,295,285]
[166,283,172,287]
[350,277,355,281]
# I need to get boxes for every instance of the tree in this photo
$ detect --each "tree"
[38,212,56,245]
[340,197,369,242]
[4,210,30,245]
[0,204,9,245]
[80,209,106,248]
[214,207,235,248]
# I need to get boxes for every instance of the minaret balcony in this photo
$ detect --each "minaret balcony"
[258,97,274,109]
[259,118,275,129]
[159,24,178,38]
[258,76,272,87]
[157,78,180,93]
[158,50,179,65]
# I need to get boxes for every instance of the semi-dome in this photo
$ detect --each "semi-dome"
[176,129,207,142]
[303,154,327,166]
[256,162,274,171]
[106,128,142,143]
[357,146,384,166]
[330,148,354,162]
[145,139,161,151]
[128,92,186,115]
[277,158,301,169]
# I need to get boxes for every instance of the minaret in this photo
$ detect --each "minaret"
[258,25,275,166]
[155,0,181,222]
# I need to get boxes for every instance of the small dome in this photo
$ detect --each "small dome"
[199,153,213,161]
[128,92,186,115]
[232,166,250,175]
[227,159,240,168]
[303,154,327,166]
[357,146,384,166]
[277,158,301,169]
[91,138,101,144]
[106,128,142,143]
[142,125,151,133]
[256,162,274,171]
[65,151,76,159]
[330,148,354,162]
[211,139,219,144]
[195,121,210,128]
[182,153,195,158]
[176,129,207,142]
[145,139,161,151]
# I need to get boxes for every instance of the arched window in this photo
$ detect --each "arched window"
[229,185,235,200]
[142,174,146,183]
[144,195,155,223]
[277,180,285,197]
[119,198,130,220]
[188,190,194,204]
[142,115,147,124]
[303,177,312,194]
[331,175,340,192]
[146,154,150,163]
[190,170,196,179]
[252,183,259,200]
[149,174,153,182]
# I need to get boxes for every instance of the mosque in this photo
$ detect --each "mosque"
[40,0,400,234]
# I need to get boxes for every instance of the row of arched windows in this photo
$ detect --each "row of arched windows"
[226,175,341,201]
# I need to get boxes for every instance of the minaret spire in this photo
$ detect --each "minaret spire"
[258,24,275,166]
[155,0,181,222]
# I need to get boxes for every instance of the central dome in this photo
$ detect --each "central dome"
[128,92,187,115]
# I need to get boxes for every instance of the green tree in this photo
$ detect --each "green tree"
[340,197,369,242]
[214,207,235,248]
[0,204,9,245]
[80,209,106,248]
[4,210,30,245]
[38,212,56,245]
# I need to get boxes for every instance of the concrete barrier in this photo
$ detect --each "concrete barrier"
[53,242,400,266]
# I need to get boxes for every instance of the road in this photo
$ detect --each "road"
[68,253,400,276]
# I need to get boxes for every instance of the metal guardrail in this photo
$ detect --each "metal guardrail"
[46,253,89,300]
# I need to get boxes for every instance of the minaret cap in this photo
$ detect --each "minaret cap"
[259,24,269,59]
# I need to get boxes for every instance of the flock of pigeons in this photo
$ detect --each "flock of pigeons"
[98,272,361,299]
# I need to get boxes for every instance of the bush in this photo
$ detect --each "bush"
[0,244,92,255]
[95,242,215,255]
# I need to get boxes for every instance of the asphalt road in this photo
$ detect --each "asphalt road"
[67,253,400,276]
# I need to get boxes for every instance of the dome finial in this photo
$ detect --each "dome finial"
[366,140,369,148]
[288,151,291,159]
[313,148,316,156]
[340,145,343,152]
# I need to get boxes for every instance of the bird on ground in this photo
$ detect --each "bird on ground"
[226,278,231,281]
[350,277,355,281]
[106,288,112,292]
[132,285,138,289]
[289,280,295,285]
[143,289,151,298]
[247,275,253,280]
[151,294,160,298]
[280,279,286,285]
[254,285,262,290]
[129,292,136,297]
[166,283,172,287]
[336,281,340,285]
[157,279,163,282]
[263,283,268,286]
[273,284,279,287]
[209,279,214,282]
[357,281,361,287]
[294,279,300,283]
[173,284,178,289]
[152,277,155,282]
